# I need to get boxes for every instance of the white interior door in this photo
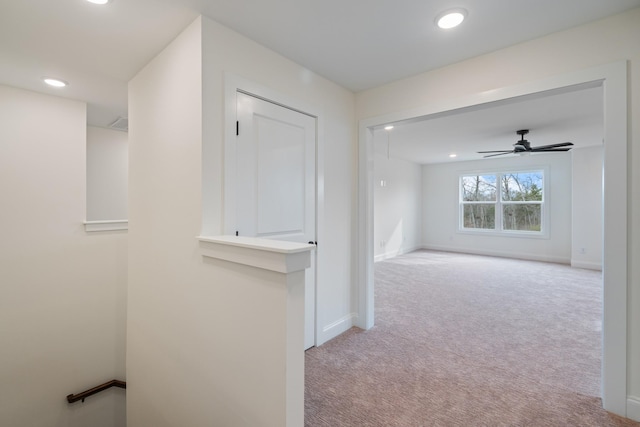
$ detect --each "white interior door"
[236,92,316,350]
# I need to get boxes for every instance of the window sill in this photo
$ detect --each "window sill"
[84,220,128,232]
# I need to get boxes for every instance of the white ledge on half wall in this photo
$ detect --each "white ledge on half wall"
[84,220,128,232]
[197,235,315,273]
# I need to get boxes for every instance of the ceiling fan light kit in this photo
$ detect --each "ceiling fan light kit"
[478,129,573,158]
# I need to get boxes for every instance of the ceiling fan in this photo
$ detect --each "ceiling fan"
[478,129,574,158]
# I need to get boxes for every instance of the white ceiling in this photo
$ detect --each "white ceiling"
[0,0,638,130]
[374,84,604,164]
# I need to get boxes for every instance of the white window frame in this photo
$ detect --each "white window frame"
[458,168,549,238]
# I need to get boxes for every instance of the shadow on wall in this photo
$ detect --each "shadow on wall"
[376,219,407,262]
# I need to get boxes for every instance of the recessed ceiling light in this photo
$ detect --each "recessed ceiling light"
[43,78,68,88]
[449,153,457,158]
[436,8,467,29]
[86,0,110,4]
[384,125,394,131]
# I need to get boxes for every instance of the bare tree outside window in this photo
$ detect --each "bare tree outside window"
[461,174,496,229]
[460,171,544,234]
[501,172,543,231]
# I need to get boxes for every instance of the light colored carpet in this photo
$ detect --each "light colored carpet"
[305,250,639,426]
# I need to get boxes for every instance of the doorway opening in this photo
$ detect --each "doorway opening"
[357,62,628,416]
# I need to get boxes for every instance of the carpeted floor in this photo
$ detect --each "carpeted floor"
[305,250,639,426]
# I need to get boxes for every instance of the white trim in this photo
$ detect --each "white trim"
[198,235,315,254]
[357,126,375,330]
[83,220,128,232]
[627,397,640,422]
[600,61,628,416]
[317,312,357,346]
[197,235,314,273]
[357,61,628,416]
[571,260,602,271]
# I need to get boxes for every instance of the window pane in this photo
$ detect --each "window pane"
[503,204,541,231]
[463,204,495,229]
[461,175,497,201]
[501,172,543,201]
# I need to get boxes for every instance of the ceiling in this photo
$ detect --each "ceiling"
[374,84,604,164]
[0,0,638,131]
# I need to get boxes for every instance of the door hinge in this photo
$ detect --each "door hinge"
[236,121,239,136]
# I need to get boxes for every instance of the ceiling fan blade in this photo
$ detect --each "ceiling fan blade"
[530,148,572,152]
[483,152,512,158]
[531,142,574,150]
[477,150,513,153]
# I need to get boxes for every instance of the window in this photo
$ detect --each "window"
[460,170,545,235]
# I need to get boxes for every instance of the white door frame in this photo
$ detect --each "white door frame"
[223,73,324,348]
[357,61,628,416]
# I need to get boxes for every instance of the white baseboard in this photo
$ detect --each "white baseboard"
[421,244,570,265]
[627,397,640,421]
[571,260,602,271]
[317,312,357,346]
[374,245,421,263]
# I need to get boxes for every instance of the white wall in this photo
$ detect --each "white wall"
[356,6,640,413]
[422,153,572,263]
[127,15,355,426]
[572,145,603,270]
[87,126,128,221]
[373,130,422,261]
[127,18,204,427]
[0,85,127,427]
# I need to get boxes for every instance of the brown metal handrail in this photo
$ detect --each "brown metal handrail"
[66,379,126,403]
